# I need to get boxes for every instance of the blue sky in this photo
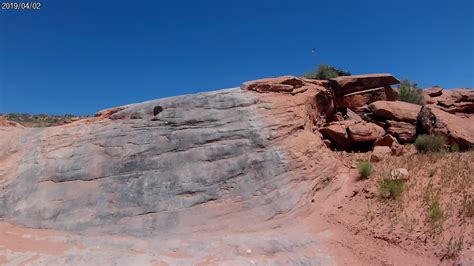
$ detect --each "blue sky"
[1,0,473,115]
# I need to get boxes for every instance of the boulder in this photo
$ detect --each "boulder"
[390,168,409,180]
[368,101,422,123]
[424,86,443,97]
[370,146,392,162]
[374,134,397,147]
[330,74,400,96]
[386,120,417,143]
[347,122,385,143]
[418,106,474,149]
[374,134,403,156]
[391,141,404,156]
[338,87,387,110]
[319,122,352,149]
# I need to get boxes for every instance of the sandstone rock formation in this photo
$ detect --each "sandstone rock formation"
[1,74,472,264]
[0,77,340,265]
[330,74,399,112]
[423,87,474,115]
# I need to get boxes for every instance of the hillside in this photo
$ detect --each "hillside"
[0,75,472,265]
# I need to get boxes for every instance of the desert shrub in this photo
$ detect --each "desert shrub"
[378,179,406,200]
[304,64,350,80]
[414,135,446,153]
[428,200,444,223]
[450,143,460,153]
[398,80,424,105]
[357,160,372,178]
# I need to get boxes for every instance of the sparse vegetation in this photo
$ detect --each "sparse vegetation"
[414,135,446,153]
[450,143,460,153]
[428,200,444,224]
[2,113,86,127]
[336,149,473,261]
[397,80,424,105]
[442,237,464,260]
[304,64,351,80]
[357,160,372,178]
[378,178,406,200]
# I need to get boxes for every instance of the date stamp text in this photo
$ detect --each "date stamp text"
[2,2,41,10]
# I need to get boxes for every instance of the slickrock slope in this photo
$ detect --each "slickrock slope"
[0,81,342,265]
[0,76,470,265]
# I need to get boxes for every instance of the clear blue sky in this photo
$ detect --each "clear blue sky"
[1,0,473,115]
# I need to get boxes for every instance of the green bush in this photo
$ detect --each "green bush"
[414,135,446,153]
[357,160,372,178]
[398,80,424,105]
[304,64,350,80]
[378,179,406,200]
[450,143,460,153]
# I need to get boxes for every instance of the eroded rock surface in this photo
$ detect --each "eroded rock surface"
[0,82,339,265]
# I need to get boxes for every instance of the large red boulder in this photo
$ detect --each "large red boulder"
[368,101,422,123]
[319,121,355,149]
[347,122,385,143]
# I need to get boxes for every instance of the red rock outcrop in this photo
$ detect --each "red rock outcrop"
[330,74,400,112]
[241,75,327,95]
[0,76,341,265]
[418,106,474,149]
[1,75,472,264]
[423,87,474,114]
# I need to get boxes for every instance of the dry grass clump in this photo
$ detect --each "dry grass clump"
[378,179,406,200]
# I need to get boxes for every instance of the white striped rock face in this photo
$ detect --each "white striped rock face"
[0,83,340,265]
